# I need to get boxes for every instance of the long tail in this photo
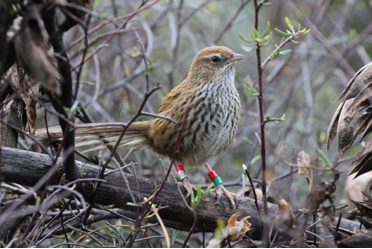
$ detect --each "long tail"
[35,121,149,151]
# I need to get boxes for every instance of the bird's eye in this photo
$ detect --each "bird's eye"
[211,56,220,63]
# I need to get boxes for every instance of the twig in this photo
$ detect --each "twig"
[172,174,197,248]
[244,167,261,216]
[126,106,191,247]
[253,0,269,246]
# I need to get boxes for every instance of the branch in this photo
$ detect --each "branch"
[0,147,362,239]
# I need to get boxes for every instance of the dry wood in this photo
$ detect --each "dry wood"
[0,147,361,238]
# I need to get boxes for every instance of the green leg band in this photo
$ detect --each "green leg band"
[213,176,223,186]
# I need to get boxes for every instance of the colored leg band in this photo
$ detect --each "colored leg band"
[176,165,188,181]
[208,170,223,186]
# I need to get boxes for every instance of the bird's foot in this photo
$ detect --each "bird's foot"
[211,184,238,210]
[178,177,204,198]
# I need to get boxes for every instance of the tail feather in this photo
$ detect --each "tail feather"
[34,121,149,151]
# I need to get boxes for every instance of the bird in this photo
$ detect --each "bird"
[35,46,245,208]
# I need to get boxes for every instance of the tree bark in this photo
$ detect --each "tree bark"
[0,147,361,238]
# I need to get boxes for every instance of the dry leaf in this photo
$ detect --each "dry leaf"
[275,142,286,159]
[222,212,251,241]
[297,151,310,176]
[14,6,61,95]
[327,61,372,181]
[275,199,295,231]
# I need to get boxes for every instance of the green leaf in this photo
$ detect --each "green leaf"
[280,113,286,121]
[262,21,271,37]
[274,28,291,37]
[284,17,293,31]
[250,155,261,165]
[317,149,333,168]
[153,180,157,190]
[196,185,202,203]
[100,204,115,210]
[260,35,271,47]
[66,224,76,231]
[291,40,300,45]
[201,183,213,201]
[302,28,311,35]
[127,202,141,207]
[171,230,180,246]
[246,82,258,94]
[272,50,280,59]
[348,28,357,39]
[239,33,250,43]
[252,93,260,97]
[35,197,41,208]
[242,164,248,171]
[241,45,254,53]
[279,49,292,56]
[244,137,253,145]
[64,107,71,115]
[251,28,260,41]
[213,219,225,240]
[146,65,152,73]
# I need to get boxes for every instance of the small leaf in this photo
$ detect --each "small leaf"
[274,28,291,37]
[35,197,41,208]
[280,113,286,120]
[279,49,292,56]
[201,183,213,201]
[64,107,71,115]
[66,224,76,231]
[348,28,357,39]
[171,230,180,245]
[196,185,202,203]
[303,29,311,35]
[241,45,254,53]
[252,93,260,97]
[261,35,271,47]
[244,137,253,145]
[291,40,299,45]
[127,202,141,207]
[100,204,115,210]
[242,164,248,171]
[253,28,260,38]
[146,65,152,73]
[246,82,258,94]
[317,149,333,168]
[153,181,157,190]
[262,21,271,37]
[284,17,293,31]
[251,28,260,41]
[239,34,250,43]
[250,155,261,165]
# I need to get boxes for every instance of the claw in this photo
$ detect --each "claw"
[211,184,238,210]
[178,178,201,198]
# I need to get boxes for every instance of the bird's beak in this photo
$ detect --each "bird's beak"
[229,53,245,62]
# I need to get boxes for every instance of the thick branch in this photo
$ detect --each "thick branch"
[0,147,360,238]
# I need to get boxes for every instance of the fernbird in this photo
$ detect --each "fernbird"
[37,46,245,208]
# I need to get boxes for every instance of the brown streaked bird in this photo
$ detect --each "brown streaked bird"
[36,46,245,208]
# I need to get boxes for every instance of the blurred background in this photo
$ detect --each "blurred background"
[27,0,372,242]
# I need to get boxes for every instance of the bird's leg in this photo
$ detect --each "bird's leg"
[175,164,199,198]
[205,163,238,210]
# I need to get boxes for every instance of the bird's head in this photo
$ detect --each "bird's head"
[188,46,245,82]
